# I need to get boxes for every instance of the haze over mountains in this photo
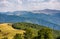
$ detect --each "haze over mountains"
[0,9,60,30]
[32,9,60,14]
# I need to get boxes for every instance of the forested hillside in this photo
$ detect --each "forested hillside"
[0,22,60,39]
[12,22,60,39]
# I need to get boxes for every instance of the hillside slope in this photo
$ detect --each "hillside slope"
[0,23,25,39]
[12,22,60,38]
[0,23,60,39]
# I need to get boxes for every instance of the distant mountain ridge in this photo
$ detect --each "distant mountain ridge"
[32,9,60,14]
[0,9,60,30]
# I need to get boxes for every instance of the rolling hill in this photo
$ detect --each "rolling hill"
[0,23,25,39]
[12,22,60,38]
[0,22,60,39]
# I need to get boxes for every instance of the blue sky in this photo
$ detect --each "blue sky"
[0,0,60,12]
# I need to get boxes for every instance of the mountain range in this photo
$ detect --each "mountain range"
[0,9,60,30]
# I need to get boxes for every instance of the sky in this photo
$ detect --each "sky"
[0,0,60,12]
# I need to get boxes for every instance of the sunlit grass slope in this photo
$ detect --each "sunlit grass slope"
[0,23,25,39]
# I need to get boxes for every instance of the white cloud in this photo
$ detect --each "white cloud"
[0,0,60,12]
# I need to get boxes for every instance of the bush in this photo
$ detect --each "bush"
[13,34,23,39]
[2,37,8,39]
